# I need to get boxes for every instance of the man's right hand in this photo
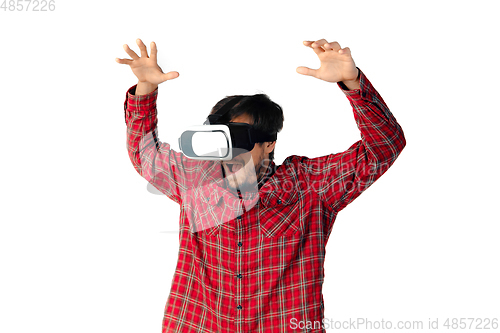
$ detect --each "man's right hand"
[116,38,179,95]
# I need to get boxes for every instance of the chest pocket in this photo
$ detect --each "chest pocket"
[259,187,302,238]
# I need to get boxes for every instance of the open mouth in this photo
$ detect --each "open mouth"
[224,162,243,174]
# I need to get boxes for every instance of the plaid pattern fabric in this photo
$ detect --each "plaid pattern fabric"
[124,68,406,333]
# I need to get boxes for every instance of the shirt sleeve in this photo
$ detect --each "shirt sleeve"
[300,68,406,215]
[124,84,195,205]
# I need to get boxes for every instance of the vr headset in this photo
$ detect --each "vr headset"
[178,97,277,160]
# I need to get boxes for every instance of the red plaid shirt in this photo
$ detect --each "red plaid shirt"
[124,68,406,333]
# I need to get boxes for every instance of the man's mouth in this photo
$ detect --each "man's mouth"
[224,162,243,174]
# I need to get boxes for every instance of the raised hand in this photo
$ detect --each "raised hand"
[296,39,358,84]
[116,39,179,93]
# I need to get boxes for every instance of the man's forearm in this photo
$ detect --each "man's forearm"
[135,81,158,95]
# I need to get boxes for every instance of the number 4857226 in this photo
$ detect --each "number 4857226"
[1,0,56,11]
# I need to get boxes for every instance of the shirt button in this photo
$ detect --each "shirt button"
[238,242,243,247]
[237,215,242,220]
[237,305,242,310]
[236,273,242,278]
[277,199,282,204]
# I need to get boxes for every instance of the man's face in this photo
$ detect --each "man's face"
[221,113,275,191]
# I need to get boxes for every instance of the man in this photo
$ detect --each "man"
[116,38,406,333]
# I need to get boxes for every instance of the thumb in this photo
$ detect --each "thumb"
[162,71,180,82]
[296,66,317,78]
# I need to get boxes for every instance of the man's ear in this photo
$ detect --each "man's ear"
[264,141,276,154]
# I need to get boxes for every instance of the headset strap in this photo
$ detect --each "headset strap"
[204,97,277,142]
[249,128,277,143]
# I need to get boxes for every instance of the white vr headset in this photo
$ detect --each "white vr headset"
[178,97,277,160]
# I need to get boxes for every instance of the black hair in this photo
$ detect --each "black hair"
[209,93,284,162]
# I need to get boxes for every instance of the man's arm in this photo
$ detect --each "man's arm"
[296,39,406,234]
[118,39,192,204]
[301,68,406,216]
[124,83,194,204]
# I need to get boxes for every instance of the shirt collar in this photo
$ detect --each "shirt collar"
[258,160,276,190]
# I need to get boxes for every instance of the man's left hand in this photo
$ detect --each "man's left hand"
[296,39,358,85]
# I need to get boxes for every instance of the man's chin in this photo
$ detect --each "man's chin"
[225,176,257,193]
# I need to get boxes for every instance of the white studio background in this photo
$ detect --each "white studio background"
[1,1,499,332]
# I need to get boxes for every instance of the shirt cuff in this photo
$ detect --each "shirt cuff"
[123,84,159,124]
[337,67,373,103]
